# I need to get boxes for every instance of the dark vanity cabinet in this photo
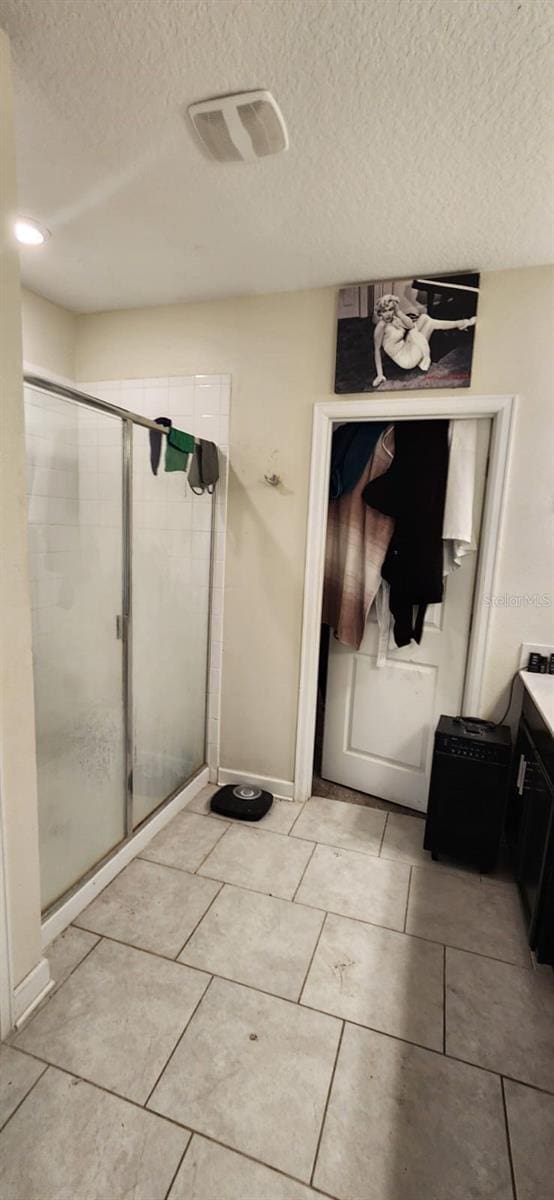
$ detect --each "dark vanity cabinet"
[507,690,554,964]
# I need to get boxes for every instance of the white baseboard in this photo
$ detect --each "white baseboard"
[41,766,209,948]
[217,767,295,801]
[13,957,53,1027]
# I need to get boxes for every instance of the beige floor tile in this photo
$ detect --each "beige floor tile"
[140,809,229,872]
[291,795,386,856]
[0,1046,46,1131]
[15,939,209,1103]
[187,787,305,834]
[381,811,439,867]
[381,814,512,881]
[180,883,323,1000]
[197,824,313,900]
[295,843,410,930]
[302,912,443,1050]
[45,926,100,993]
[446,948,554,1092]
[186,784,219,812]
[406,866,530,965]
[75,858,220,957]
[149,976,341,1182]
[0,1067,189,1200]
[314,1023,512,1200]
[504,1079,554,1200]
[169,1134,322,1200]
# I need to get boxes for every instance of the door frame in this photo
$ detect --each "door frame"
[294,393,517,803]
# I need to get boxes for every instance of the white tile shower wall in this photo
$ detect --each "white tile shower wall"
[81,375,230,783]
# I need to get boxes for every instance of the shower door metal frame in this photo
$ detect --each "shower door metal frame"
[24,376,213,919]
[122,417,133,838]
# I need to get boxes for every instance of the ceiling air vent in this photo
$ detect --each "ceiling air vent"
[188,90,289,163]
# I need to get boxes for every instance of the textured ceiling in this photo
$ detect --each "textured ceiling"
[1,0,552,313]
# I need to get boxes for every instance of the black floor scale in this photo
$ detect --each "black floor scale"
[211,784,273,821]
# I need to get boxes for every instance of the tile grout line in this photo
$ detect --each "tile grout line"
[0,1058,49,1136]
[286,799,307,836]
[309,1019,345,1188]
[291,841,318,902]
[442,944,447,1055]
[67,930,212,974]
[204,816,312,845]
[144,974,215,1109]
[162,1126,341,1200]
[173,881,225,961]
[11,1007,554,1108]
[377,811,389,856]
[299,1001,444,1059]
[289,833,398,862]
[402,865,413,933]
[73,889,535,979]
[500,1077,518,1200]
[297,911,328,1005]
[162,1131,193,1200]
[192,817,233,872]
[133,853,218,879]
[8,934,103,1040]
[2,1051,199,1134]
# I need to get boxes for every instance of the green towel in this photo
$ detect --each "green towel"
[165,427,195,472]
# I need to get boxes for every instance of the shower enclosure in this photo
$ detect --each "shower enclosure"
[24,377,214,914]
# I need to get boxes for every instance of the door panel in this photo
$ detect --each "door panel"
[24,387,126,909]
[322,419,491,812]
[131,425,212,826]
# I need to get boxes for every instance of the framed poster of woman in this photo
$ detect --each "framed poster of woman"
[335,272,479,393]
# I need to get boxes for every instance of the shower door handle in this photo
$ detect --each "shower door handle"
[116,615,128,641]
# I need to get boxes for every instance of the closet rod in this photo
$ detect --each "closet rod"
[24,374,203,445]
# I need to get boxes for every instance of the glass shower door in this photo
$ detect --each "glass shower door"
[131,424,211,826]
[24,386,126,910]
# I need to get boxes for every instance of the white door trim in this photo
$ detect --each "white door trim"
[0,779,14,1039]
[294,394,517,803]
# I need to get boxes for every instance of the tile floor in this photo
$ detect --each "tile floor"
[1,787,553,1200]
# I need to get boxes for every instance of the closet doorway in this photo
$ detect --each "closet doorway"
[295,394,516,810]
[320,419,490,811]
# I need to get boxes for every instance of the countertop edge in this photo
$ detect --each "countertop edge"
[519,671,554,738]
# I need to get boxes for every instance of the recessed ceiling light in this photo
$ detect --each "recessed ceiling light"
[14,217,50,246]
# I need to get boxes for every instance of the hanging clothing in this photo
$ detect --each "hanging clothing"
[329,422,388,499]
[322,426,395,650]
[188,439,220,494]
[443,419,478,574]
[149,417,172,475]
[165,427,195,473]
[362,420,449,647]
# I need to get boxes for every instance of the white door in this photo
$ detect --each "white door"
[321,419,491,812]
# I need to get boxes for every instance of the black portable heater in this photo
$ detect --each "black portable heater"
[424,715,512,872]
[211,783,273,821]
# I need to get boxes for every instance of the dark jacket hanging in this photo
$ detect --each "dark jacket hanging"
[330,421,388,499]
[362,420,449,647]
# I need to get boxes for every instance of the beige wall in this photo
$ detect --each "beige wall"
[21,286,76,380]
[74,265,554,783]
[0,30,43,986]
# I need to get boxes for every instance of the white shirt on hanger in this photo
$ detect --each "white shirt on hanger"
[443,419,478,575]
